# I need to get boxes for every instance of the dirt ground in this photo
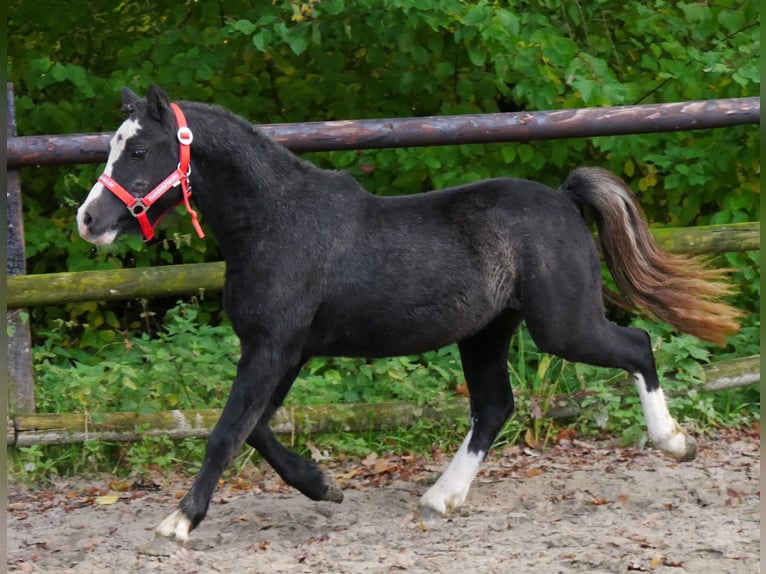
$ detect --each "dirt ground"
[8,431,760,574]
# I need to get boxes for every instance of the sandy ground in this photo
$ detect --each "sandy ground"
[8,431,760,574]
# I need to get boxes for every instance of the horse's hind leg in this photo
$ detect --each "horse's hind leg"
[244,365,343,503]
[527,308,696,461]
[420,310,521,516]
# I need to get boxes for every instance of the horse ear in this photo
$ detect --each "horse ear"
[146,84,172,123]
[120,87,140,114]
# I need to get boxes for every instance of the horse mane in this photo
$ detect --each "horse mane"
[179,100,320,183]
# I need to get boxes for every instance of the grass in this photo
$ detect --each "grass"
[9,299,760,482]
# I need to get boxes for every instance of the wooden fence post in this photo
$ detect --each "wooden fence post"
[6,83,36,413]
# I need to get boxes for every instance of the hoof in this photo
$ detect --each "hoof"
[155,509,192,543]
[322,478,344,503]
[140,533,183,557]
[662,432,697,462]
[676,433,697,462]
[418,504,443,522]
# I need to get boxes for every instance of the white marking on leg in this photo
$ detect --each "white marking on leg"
[420,426,485,514]
[634,373,691,459]
[77,117,142,245]
[156,509,192,543]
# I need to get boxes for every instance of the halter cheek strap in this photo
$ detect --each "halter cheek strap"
[98,102,205,241]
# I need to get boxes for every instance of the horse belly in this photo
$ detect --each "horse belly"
[304,294,496,358]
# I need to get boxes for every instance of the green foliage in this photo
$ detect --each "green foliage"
[13,300,759,480]
[33,301,238,414]
[33,300,466,416]
[289,347,463,406]
[8,0,759,350]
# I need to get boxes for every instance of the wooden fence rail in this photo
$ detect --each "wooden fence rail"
[7,355,760,448]
[7,97,760,166]
[8,221,759,309]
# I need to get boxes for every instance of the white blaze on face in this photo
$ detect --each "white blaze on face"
[76,117,142,245]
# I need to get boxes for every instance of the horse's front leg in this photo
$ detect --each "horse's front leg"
[155,342,299,543]
[246,363,343,503]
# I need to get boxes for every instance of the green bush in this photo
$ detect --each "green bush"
[14,300,758,480]
[8,0,759,349]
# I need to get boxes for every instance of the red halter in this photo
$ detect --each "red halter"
[97,102,205,241]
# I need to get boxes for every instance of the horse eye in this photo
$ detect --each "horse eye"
[130,148,147,160]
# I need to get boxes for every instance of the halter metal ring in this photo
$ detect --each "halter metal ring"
[128,201,148,216]
[177,162,192,177]
[177,126,193,145]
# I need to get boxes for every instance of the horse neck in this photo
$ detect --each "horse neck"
[182,103,313,251]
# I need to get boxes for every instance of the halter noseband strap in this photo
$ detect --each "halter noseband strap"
[98,102,205,241]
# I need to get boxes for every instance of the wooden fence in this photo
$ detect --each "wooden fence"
[5,84,760,447]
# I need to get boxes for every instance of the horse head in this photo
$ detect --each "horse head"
[77,85,194,245]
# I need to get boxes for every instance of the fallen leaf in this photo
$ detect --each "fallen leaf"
[618,494,629,505]
[556,427,577,444]
[362,452,378,467]
[131,477,160,491]
[338,468,362,480]
[524,428,542,449]
[308,534,329,544]
[94,495,119,506]
[550,492,573,502]
[454,383,469,398]
[108,481,130,492]
[306,441,331,461]
[726,488,742,507]
[526,467,544,478]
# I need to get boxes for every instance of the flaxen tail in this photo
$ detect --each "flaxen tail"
[560,167,741,346]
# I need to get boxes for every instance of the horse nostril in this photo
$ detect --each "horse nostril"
[83,211,93,226]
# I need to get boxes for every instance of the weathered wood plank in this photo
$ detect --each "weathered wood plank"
[544,355,760,420]
[701,355,762,391]
[7,222,758,309]
[6,82,36,413]
[7,356,758,447]
[7,262,226,308]
[6,97,760,167]
[652,222,760,255]
[8,402,469,447]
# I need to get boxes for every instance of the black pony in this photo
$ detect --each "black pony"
[77,85,740,542]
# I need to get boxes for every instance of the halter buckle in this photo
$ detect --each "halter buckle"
[177,126,193,145]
